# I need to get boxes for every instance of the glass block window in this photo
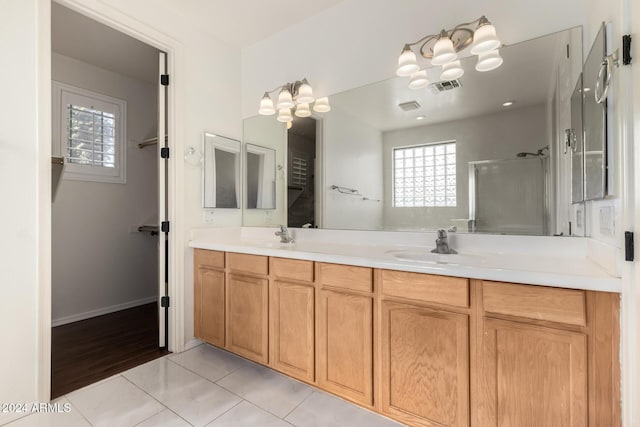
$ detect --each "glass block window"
[53,81,126,184]
[393,141,456,207]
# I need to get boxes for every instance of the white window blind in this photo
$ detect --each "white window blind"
[393,141,456,207]
[53,81,126,184]
[67,105,116,168]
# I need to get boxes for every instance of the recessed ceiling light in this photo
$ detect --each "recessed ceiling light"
[502,100,515,107]
[416,115,425,120]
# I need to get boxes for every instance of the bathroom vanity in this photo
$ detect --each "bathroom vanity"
[190,229,620,427]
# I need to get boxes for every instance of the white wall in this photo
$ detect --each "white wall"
[323,106,383,230]
[0,0,50,418]
[382,105,547,230]
[51,53,158,324]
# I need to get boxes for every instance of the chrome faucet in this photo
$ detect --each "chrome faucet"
[275,225,295,244]
[431,229,457,254]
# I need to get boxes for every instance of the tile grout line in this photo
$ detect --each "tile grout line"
[119,371,187,426]
[64,388,99,427]
[201,399,244,426]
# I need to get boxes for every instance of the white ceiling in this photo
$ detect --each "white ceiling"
[51,1,345,84]
[330,29,577,131]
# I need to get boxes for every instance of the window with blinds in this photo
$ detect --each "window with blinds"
[67,105,116,168]
[53,82,126,184]
[393,141,457,207]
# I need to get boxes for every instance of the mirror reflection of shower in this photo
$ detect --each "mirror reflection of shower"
[516,146,549,157]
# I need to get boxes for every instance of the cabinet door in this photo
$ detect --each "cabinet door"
[479,318,587,427]
[270,281,315,382]
[194,267,225,347]
[226,273,269,364]
[380,301,469,427]
[317,289,373,405]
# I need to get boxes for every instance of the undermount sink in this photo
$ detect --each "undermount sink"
[385,249,474,265]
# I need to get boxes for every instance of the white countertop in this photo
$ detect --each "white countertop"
[188,227,622,293]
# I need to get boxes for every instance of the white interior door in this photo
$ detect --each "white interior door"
[158,51,168,348]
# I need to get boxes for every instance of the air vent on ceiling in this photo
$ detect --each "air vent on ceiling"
[398,100,421,111]
[430,80,462,93]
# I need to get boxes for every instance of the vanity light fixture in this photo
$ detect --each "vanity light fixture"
[396,15,502,87]
[258,79,330,127]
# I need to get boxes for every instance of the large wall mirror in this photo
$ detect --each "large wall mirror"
[203,132,241,208]
[242,26,591,236]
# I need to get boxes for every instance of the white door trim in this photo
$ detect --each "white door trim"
[44,0,186,398]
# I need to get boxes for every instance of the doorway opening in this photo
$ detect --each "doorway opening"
[287,117,318,227]
[50,3,169,398]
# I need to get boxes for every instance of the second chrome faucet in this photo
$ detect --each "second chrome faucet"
[431,229,457,254]
[275,225,295,244]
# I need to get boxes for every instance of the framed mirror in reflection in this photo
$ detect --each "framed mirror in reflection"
[246,143,276,209]
[243,26,587,236]
[203,132,240,209]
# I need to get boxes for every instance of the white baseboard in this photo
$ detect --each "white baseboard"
[52,296,157,327]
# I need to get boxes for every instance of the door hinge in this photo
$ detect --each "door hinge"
[161,74,170,86]
[161,221,170,233]
[622,35,632,65]
[160,296,170,308]
[161,147,170,159]
[625,231,634,261]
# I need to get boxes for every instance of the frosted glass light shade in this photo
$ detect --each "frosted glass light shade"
[396,46,419,76]
[431,36,457,66]
[258,93,275,115]
[295,103,311,117]
[313,97,331,112]
[297,82,315,104]
[475,49,503,72]
[277,108,292,122]
[471,23,501,55]
[408,70,430,90]
[277,88,294,109]
[440,60,464,81]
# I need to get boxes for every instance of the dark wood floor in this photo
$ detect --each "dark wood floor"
[51,302,169,398]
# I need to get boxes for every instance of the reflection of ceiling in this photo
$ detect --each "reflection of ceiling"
[52,3,159,84]
[330,29,577,132]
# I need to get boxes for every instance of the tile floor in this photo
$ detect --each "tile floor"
[5,344,404,427]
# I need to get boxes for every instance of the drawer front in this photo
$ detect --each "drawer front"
[227,252,268,276]
[482,281,586,326]
[271,257,314,283]
[381,270,469,308]
[318,263,372,293]
[194,249,224,269]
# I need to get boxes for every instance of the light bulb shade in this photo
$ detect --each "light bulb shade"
[296,82,315,104]
[258,94,275,115]
[396,46,419,76]
[475,49,503,72]
[313,97,331,113]
[286,121,293,129]
[277,108,292,123]
[440,60,464,81]
[471,23,501,55]
[295,103,311,117]
[431,36,457,66]
[408,70,430,90]
[277,88,294,109]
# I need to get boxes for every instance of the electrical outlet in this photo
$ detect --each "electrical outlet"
[599,206,614,236]
[203,210,215,224]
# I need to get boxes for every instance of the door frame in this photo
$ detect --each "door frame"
[43,0,186,400]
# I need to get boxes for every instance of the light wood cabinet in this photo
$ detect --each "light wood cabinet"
[193,250,620,427]
[226,273,269,364]
[270,280,315,382]
[478,318,587,427]
[317,288,373,406]
[194,249,225,346]
[380,302,469,427]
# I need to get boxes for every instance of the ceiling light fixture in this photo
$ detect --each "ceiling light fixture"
[396,15,502,86]
[502,100,514,107]
[416,115,425,120]
[258,79,330,127]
